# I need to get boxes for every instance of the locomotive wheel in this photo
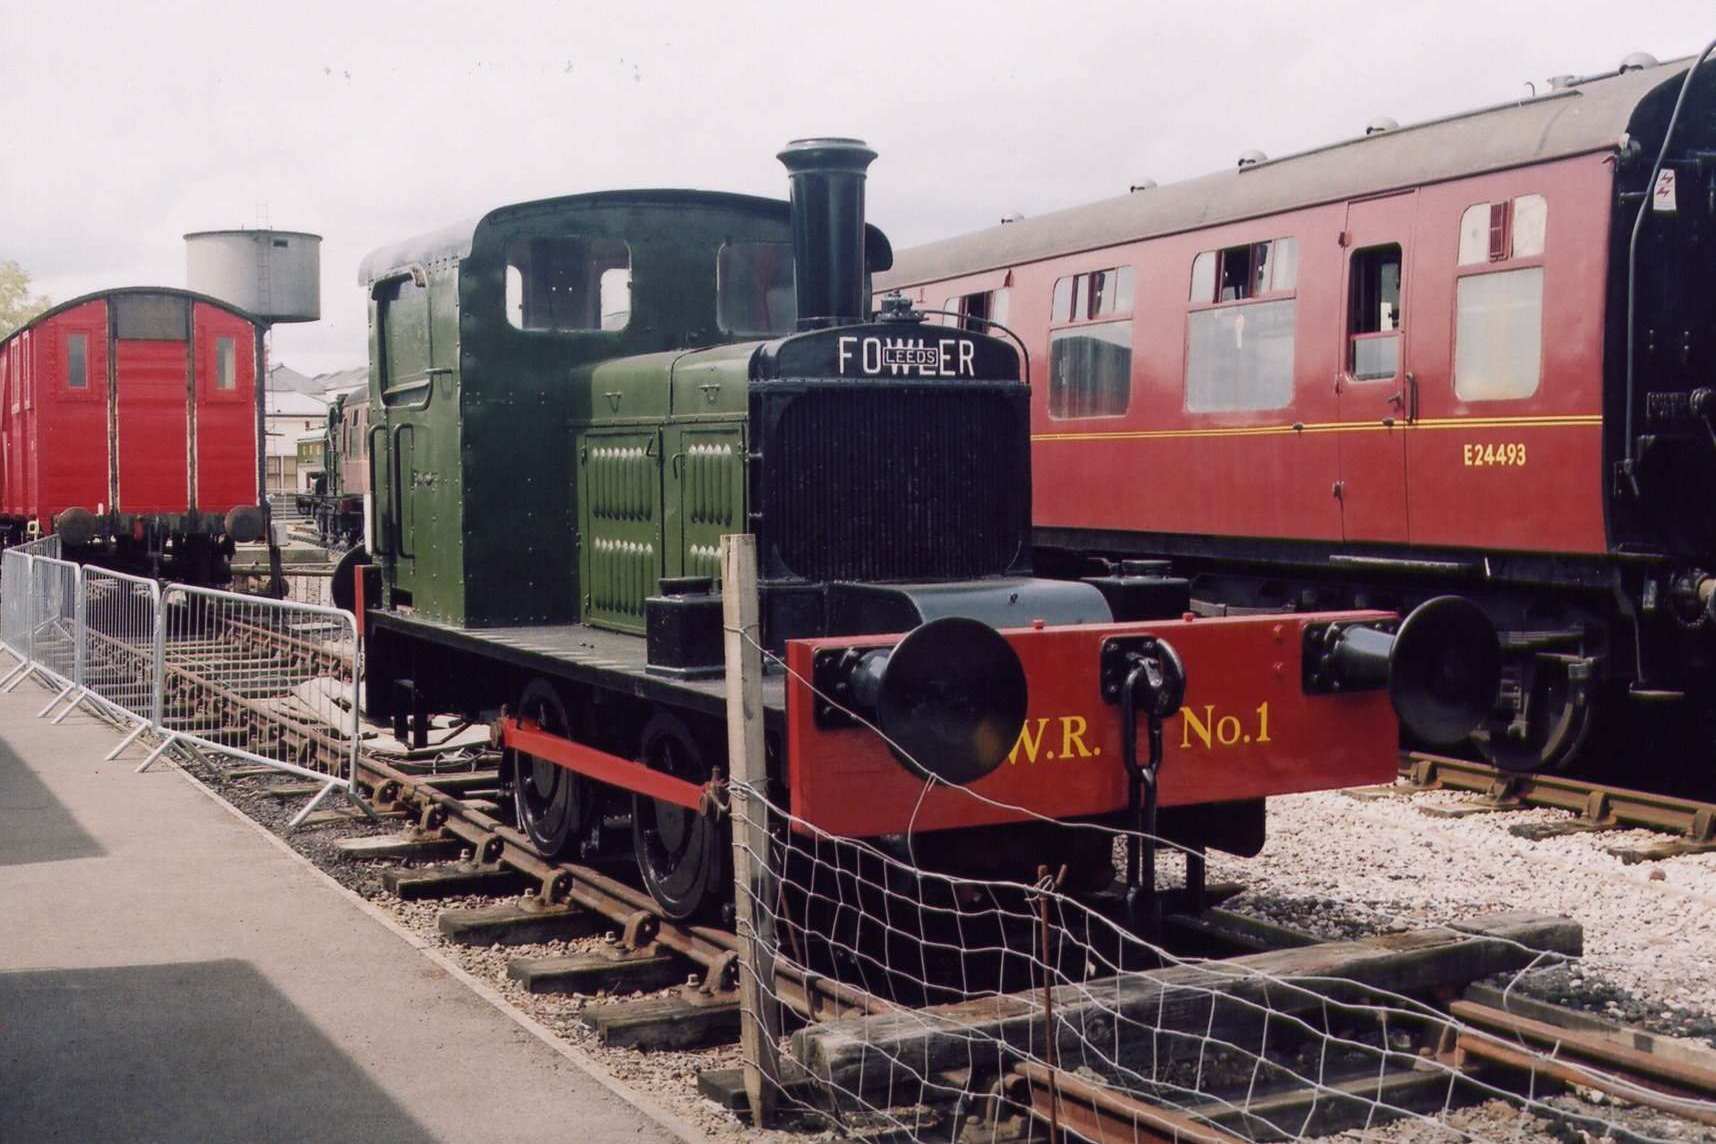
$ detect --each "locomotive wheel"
[1472,654,1596,774]
[632,712,727,922]
[510,679,593,857]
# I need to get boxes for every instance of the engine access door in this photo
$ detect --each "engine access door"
[1335,192,1415,545]
[670,424,744,582]
[577,427,664,634]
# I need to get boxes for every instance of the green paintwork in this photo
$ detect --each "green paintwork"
[360,191,813,630]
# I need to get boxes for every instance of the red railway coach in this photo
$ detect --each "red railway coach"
[878,52,1716,774]
[0,287,267,579]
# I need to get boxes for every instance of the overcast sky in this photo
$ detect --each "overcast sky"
[2,1,1710,374]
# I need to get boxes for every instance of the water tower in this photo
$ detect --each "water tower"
[184,229,322,323]
[184,229,323,555]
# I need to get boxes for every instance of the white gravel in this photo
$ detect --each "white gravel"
[1209,787,1716,1029]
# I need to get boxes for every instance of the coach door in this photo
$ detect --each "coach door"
[1335,192,1415,545]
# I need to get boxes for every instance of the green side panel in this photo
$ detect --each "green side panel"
[674,424,745,582]
[579,428,663,633]
[372,265,465,621]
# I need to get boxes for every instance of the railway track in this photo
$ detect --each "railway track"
[105,612,1716,1140]
[1378,752,1716,860]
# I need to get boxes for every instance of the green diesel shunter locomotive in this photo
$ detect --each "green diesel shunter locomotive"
[358,139,1104,918]
[357,139,1495,926]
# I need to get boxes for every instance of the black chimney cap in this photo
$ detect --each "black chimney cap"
[776,137,878,172]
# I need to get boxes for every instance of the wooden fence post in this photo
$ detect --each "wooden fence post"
[722,533,781,1127]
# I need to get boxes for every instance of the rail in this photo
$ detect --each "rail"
[1397,752,1716,850]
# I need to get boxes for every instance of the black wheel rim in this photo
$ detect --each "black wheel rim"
[511,681,587,856]
[632,715,725,921]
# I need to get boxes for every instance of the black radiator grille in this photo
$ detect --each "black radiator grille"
[761,387,1028,582]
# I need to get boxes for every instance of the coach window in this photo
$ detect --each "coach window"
[1184,238,1298,412]
[946,286,1011,333]
[214,336,236,390]
[1048,265,1134,418]
[1459,194,1546,266]
[1347,244,1402,380]
[65,333,88,390]
[505,237,631,332]
[718,241,795,336]
[1453,194,1546,401]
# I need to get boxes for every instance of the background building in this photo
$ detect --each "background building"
[265,387,328,496]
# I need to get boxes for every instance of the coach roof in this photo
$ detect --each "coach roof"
[879,57,1692,289]
[0,286,259,351]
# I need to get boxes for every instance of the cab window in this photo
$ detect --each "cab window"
[717,241,796,336]
[505,237,631,332]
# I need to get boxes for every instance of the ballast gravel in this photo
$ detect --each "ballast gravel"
[1209,787,1716,1042]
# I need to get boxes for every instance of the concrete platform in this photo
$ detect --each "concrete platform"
[0,675,691,1143]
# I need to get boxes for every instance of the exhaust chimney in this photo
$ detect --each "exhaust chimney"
[777,137,877,330]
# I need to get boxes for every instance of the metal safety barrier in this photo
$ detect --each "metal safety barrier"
[27,557,83,715]
[0,546,369,828]
[131,583,367,825]
[74,567,162,751]
[0,548,31,668]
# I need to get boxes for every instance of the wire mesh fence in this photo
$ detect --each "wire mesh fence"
[709,552,1716,1144]
[729,756,1716,1143]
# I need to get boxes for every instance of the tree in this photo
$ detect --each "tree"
[0,261,52,339]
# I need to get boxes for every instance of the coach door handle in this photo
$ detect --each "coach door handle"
[1405,371,1420,423]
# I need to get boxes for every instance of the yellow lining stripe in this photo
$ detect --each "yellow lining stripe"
[1033,414,1602,443]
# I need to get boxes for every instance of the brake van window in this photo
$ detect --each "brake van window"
[215,336,236,390]
[505,237,631,332]
[65,333,87,389]
[717,241,796,335]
